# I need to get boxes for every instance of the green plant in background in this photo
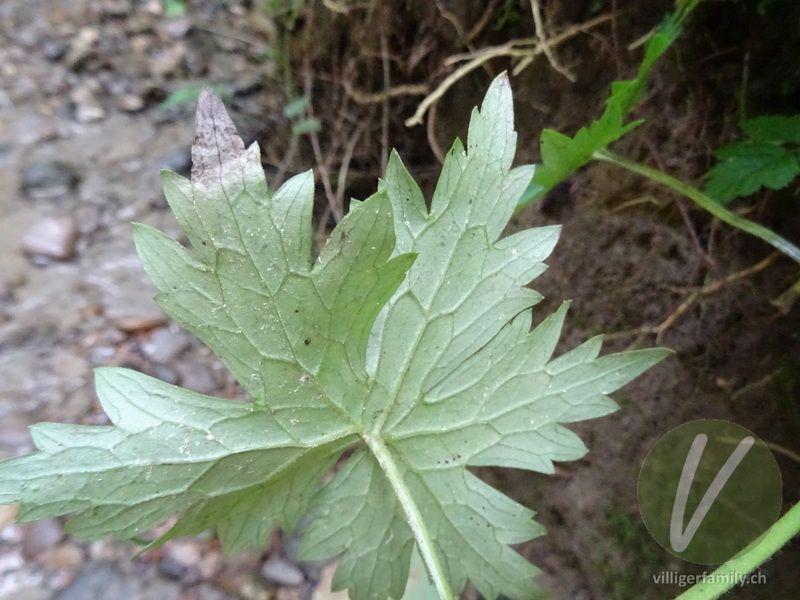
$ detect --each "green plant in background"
[704,115,800,203]
[158,83,230,112]
[263,0,307,94]
[162,0,186,18]
[0,76,668,600]
[509,0,800,595]
[516,0,800,266]
[283,95,322,135]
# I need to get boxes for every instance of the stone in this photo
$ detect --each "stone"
[261,557,304,587]
[71,82,106,122]
[116,93,145,112]
[141,325,189,363]
[63,27,99,70]
[176,362,217,395]
[21,518,63,558]
[20,161,79,199]
[22,217,79,260]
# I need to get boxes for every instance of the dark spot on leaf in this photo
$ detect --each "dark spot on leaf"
[304,338,311,345]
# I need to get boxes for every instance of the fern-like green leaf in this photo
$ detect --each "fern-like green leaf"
[0,75,668,600]
[704,115,800,203]
[518,0,702,208]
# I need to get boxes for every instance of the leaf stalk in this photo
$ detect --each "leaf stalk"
[593,149,800,265]
[675,500,800,599]
[361,432,455,600]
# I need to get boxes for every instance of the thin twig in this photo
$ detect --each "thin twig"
[336,121,368,208]
[529,0,576,82]
[642,136,717,272]
[381,29,391,173]
[466,0,500,43]
[343,80,429,105]
[302,60,342,223]
[426,100,447,163]
[405,13,613,126]
[607,253,779,346]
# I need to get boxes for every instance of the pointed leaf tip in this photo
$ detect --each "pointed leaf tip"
[192,87,246,184]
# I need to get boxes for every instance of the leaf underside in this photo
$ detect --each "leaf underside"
[0,75,668,600]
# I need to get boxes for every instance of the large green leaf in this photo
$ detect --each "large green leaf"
[0,76,668,600]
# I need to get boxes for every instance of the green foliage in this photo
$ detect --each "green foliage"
[518,0,702,208]
[264,0,307,29]
[283,96,322,135]
[0,76,668,599]
[157,83,229,112]
[704,115,800,203]
[162,0,186,18]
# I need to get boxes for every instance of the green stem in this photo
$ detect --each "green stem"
[593,149,800,265]
[361,432,455,600]
[675,501,800,599]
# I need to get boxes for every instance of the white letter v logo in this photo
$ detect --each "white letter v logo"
[670,433,754,552]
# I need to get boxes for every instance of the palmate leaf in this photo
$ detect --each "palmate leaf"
[0,75,668,599]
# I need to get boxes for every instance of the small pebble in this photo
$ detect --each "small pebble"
[150,44,187,78]
[261,557,304,587]
[63,27,99,70]
[157,147,192,175]
[0,504,20,531]
[22,518,63,558]
[22,217,79,260]
[116,93,145,112]
[100,0,133,17]
[71,82,106,122]
[48,543,85,569]
[20,161,78,199]
[116,316,166,332]
[159,555,188,580]
[176,362,217,395]
[42,38,69,62]
[142,326,189,363]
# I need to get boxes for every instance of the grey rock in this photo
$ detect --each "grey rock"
[20,161,79,199]
[83,249,165,330]
[187,584,237,600]
[11,110,59,145]
[63,27,99,70]
[157,147,192,175]
[176,362,217,395]
[158,555,188,580]
[151,364,179,386]
[71,82,106,123]
[100,0,133,17]
[0,413,34,458]
[42,38,69,62]
[21,217,80,260]
[55,563,181,600]
[150,44,187,79]
[21,518,63,558]
[116,93,145,112]
[141,325,189,363]
[261,557,305,587]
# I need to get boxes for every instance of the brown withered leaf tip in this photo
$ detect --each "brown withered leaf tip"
[192,88,246,184]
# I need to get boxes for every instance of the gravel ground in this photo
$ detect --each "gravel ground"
[0,1,325,598]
